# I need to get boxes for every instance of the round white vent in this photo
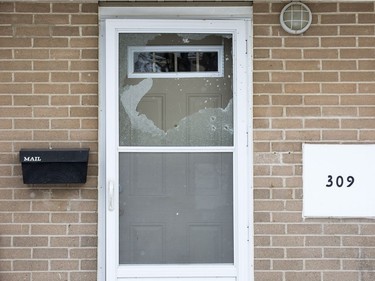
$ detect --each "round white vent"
[280,2,312,35]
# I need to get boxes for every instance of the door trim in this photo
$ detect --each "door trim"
[98,7,253,281]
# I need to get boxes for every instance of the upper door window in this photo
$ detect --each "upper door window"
[119,33,233,147]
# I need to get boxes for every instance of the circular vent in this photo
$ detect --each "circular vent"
[280,2,312,35]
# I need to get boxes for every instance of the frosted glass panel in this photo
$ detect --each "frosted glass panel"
[119,33,233,146]
[119,152,233,264]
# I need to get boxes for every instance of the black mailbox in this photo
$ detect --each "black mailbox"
[20,148,89,184]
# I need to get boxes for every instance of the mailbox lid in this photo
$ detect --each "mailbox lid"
[20,148,89,163]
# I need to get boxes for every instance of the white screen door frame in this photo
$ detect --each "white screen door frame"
[99,7,253,281]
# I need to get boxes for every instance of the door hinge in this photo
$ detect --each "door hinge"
[247,225,250,242]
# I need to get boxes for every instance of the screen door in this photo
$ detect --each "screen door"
[105,18,251,281]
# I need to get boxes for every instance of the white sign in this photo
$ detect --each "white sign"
[303,144,375,218]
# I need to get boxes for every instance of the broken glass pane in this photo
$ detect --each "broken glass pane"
[119,33,233,146]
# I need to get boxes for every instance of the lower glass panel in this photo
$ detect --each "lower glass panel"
[119,152,233,264]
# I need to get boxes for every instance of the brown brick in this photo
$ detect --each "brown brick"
[323,272,359,281]
[304,72,339,82]
[33,248,69,259]
[33,130,68,141]
[304,49,338,59]
[305,25,338,36]
[70,272,97,281]
[254,272,283,281]
[71,15,98,24]
[51,72,79,82]
[52,26,80,37]
[15,25,51,37]
[81,260,97,270]
[321,14,356,24]
[254,26,270,36]
[341,25,374,35]
[272,119,302,129]
[341,49,375,59]
[34,38,69,48]
[254,247,284,258]
[321,37,356,47]
[13,260,48,271]
[34,61,69,71]
[253,83,282,93]
[0,249,31,259]
[359,37,375,47]
[342,72,375,82]
[0,61,32,71]
[50,49,80,59]
[70,248,97,259]
[271,72,301,82]
[82,49,98,59]
[34,84,69,94]
[359,14,375,24]
[359,60,375,70]
[253,37,282,48]
[0,2,14,12]
[70,107,97,117]
[0,273,30,281]
[0,26,13,36]
[0,14,33,24]
[68,224,97,235]
[287,248,322,258]
[71,84,98,94]
[304,95,339,105]
[305,118,339,129]
[285,272,320,281]
[340,3,374,12]
[31,272,68,281]
[306,236,341,246]
[273,259,303,270]
[286,61,320,71]
[34,15,69,24]
[13,213,49,223]
[284,38,319,48]
[52,3,80,13]
[322,83,357,94]
[51,260,79,270]
[324,248,359,258]
[323,130,358,140]
[34,107,68,117]
[286,130,320,141]
[253,14,279,25]
[14,119,49,129]
[51,213,79,223]
[50,237,79,247]
[324,224,359,235]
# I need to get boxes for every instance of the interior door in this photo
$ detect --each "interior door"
[105,19,251,281]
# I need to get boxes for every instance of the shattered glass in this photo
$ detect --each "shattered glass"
[119,33,233,146]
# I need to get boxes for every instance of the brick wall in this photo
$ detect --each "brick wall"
[1,0,375,281]
[253,2,375,281]
[0,2,98,280]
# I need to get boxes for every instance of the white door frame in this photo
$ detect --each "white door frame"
[98,6,253,281]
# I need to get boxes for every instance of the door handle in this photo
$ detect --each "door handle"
[108,181,115,212]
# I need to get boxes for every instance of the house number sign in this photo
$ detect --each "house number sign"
[303,144,375,218]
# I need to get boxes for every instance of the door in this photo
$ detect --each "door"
[105,18,251,281]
